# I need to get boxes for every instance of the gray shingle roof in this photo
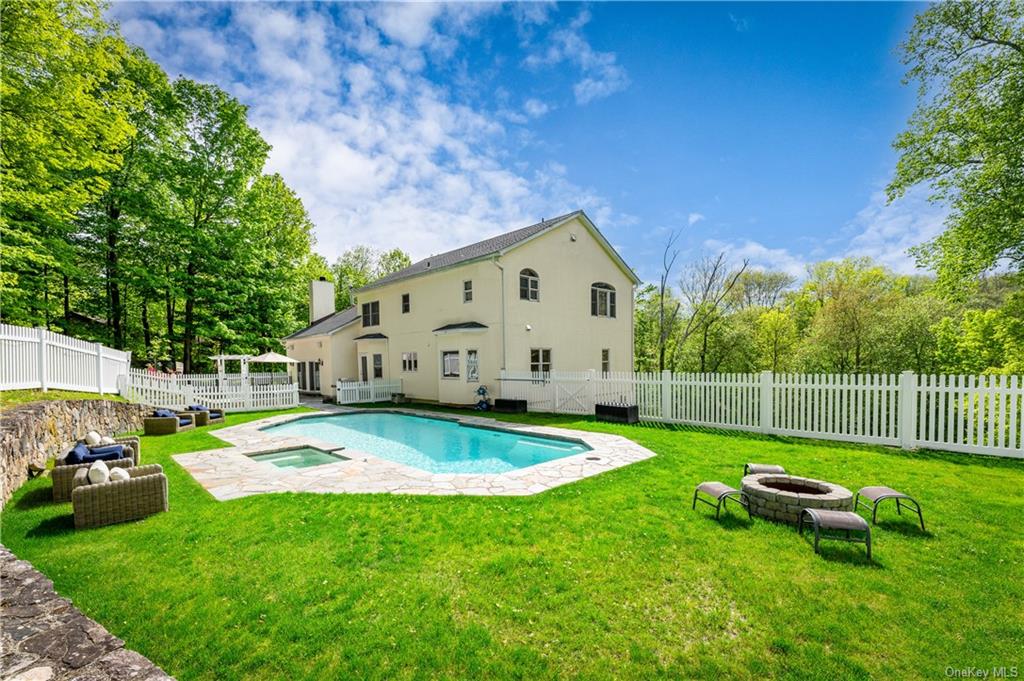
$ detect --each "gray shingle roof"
[284,305,359,340]
[360,211,583,291]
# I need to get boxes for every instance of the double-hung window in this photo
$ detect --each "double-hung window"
[372,354,383,379]
[463,280,473,303]
[361,301,380,326]
[466,350,479,382]
[442,351,460,378]
[519,269,539,301]
[530,348,552,375]
[590,283,616,318]
[401,293,410,314]
[402,352,418,372]
[601,349,610,374]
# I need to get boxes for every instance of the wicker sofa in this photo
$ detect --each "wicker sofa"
[185,406,226,426]
[52,436,141,502]
[71,464,168,529]
[144,411,197,435]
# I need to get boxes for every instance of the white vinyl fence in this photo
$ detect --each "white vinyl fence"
[0,324,131,394]
[119,369,298,412]
[336,379,403,405]
[498,370,1024,459]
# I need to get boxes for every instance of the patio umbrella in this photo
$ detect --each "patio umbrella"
[250,351,297,364]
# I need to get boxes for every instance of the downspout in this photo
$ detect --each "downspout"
[492,257,507,370]
[631,283,637,371]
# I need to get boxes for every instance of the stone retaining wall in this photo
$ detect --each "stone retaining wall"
[0,399,146,508]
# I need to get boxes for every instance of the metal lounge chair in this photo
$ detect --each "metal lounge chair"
[692,481,750,519]
[798,509,872,561]
[855,486,926,531]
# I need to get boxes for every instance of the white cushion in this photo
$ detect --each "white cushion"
[99,436,116,445]
[84,431,102,446]
[108,467,130,482]
[87,460,110,484]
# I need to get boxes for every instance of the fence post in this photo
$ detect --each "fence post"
[661,370,671,421]
[94,343,105,395]
[588,369,597,413]
[899,371,917,450]
[759,371,773,433]
[37,327,48,392]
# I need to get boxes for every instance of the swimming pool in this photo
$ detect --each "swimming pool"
[262,412,591,474]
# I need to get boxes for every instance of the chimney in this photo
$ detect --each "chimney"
[309,277,336,323]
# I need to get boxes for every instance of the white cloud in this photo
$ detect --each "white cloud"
[523,98,550,118]
[523,9,630,105]
[688,212,705,226]
[703,239,809,278]
[842,187,947,274]
[109,2,622,264]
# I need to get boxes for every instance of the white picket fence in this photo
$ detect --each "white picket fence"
[118,369,298,412]
[335,379,403,405]
[498,370,1024,458]
[0,324,131,394]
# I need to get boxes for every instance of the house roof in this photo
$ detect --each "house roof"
[360,210,639,292]
[353,332,388,340]
[432,322,489,333]
[283,305,359,340]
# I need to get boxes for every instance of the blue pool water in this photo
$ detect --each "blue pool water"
[263,412,591,474]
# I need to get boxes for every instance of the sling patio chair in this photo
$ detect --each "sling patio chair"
[798,508,872,561]
[692,481,750,519]
[743,463,786,476]
[855,486,926,531]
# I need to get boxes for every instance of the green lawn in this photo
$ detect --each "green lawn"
[2,406,1022,680]
[1,389,125,410]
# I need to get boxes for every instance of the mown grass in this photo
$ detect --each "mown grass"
[1,389,125,410]
[2,405,1022,680]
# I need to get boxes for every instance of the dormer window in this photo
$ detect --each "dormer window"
[361,301,380,326]
[519,269,539,301]
[591,283,616,318]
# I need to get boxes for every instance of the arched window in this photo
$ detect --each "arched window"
[519,268,539,301]
[591,283,616,318]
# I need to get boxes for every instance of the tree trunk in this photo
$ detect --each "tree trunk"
[165,284,175,367]
[142,298,152,362]
[183,260,196,373]
[106,208,123,349]
[62,273,70,322]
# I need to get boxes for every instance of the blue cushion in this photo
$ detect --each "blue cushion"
[154,408,175,418]
[209,410,223,419]
[63,442,91,465]
[178,416,192,426]
[188,405,209,412]
[88,444,125,458]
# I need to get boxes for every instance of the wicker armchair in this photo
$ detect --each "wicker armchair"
[51,437,141,502]
[144,412,197,435]
[185,407,226,427]
[71,464,168,529]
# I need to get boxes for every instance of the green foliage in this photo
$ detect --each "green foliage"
[890,1,1024,295]
[2,406,1021,678]
[331,245,412,309]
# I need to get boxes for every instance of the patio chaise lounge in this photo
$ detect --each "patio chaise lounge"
[71,463,168,529]
[52,438,141,502]
[743,463,786,476]
[855,486,926,531]
[185,404,226,426]
[144,409,197,435]
[692,481,750,519]
[798,508,872,561]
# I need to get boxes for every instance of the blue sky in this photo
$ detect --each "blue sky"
[109,1,945,283]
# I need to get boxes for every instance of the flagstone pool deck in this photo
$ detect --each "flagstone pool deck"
[173,407,656,500]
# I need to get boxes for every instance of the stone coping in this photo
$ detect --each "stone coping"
[0,545,173,680]
[173,406,656,500]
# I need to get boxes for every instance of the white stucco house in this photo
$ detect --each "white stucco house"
[283,210,639,405]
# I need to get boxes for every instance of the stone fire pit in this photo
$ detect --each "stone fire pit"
[741,474,853,524]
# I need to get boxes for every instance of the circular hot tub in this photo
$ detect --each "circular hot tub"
[741,474,853,524]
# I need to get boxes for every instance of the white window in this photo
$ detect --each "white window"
[442,351,460,378]
[591,283,616,318]
[519,268,539,301]
[372,353,383,379]
[401,352,418,372]
[361,301,380,326]
[601,348,610,374]
[466,350,479,382]
[530,348,551,375]
[401,293,410,314]
[463,280,473,303]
